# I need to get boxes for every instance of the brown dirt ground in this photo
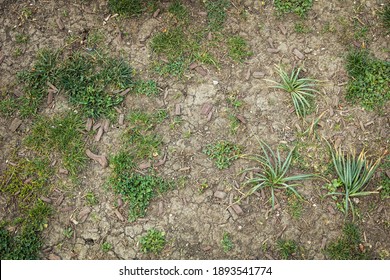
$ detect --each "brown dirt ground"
[0,0,389,260]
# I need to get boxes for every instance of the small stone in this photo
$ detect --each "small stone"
[231,204,244,215]
[267,48,279,53]
[138,162,151,169]
[293,48,305,60]
[9,118,22,132]
[153,8,160,18]
[279,24,287,35]
[252,71,265,79]
[236,114,246,124]
[118,114,125,125]
[48,253,61,260]
[92,122,101,131]
[59,168,69,175]
[212,80,219,85]
[175,104,181,116]
[207,32,213,41]
[214,191,227,199]
[201,103,213,115]
[94,126,104,142]
[78,206,91,223]
[195,66,207,76]
[40,196,52,204]
[245,69,251,80]
[86,149,108,168]
[114,209,124,221]
[56,18,65,30]
[47,91,54,105]
[102,119,110,132]
[189,62,198,70]
[85,118,93,131]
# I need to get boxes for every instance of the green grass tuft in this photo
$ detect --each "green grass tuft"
[0,159,52,259]
[109,160,173,222]
[221,232,234,252]
[325,223,369,259]
[276,239,300,259]
[140,229,166,254]
[242,141,312,209]
[345,49,390,111]
[205,0,230,31]
[108,0,144,16]
[17,48,133,118]
[227,36,253,62]
[266,66,318,117]
[327,147,382,220]
[168,0,189,23]
[381,4,390,32]
[204,141,242,169]
[24,112,87,176]
[274,0,313,18]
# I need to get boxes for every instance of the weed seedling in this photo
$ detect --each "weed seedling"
[266,66,318,117]
[241,141,311,209]
[276,239,300,259]
[139,229,166,254]
[221,232,234,252]
[205,0,230,31]
[326,147,382,220]
[24,112,87,176]
[345,49,389,111]
[101,242,112,252]
[227,36,252,62]
[274,0,313,18]
[325,223,369,259]
[204,141,242,169]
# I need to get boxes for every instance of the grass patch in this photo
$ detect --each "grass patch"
[127,109,168,131]
[227,35,252,62]
[326,147,382,220]
[221,232,234,252]
[294,22,311,33]
[109,151,174,222]
[123,128,162,160]
[101,242,112,252]
[274,0,313,18]
[266,66,318,117]
[139,229,166,254]
[0,159,52,259]
[133,80,159,96]
[154,57,188,77]
[286,189,303,219]
[242,141,312,209]
[381,4,390,32]
[276,239,300,259]
[0,94,17,117]
[203,140,242,169]
[205,0,230,31]
[345,49,390,111]
[24,112,87,176]
[107,0,144,16]
[325,223,369,259]
[150,28,189,59]
[17,49,59,117]
[17,48,133,118]
[379,156,390,199]
[168,0,189,23]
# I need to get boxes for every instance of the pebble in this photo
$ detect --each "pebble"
[293,48,305,60]
[231,204,244,215]
[252,71,265,79]
[9,118,22,132]
[214,191,227,199]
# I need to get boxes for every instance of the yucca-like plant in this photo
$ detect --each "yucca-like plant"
[242,141,312,209]
[329,148,382,219]
[266,66,319,117]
